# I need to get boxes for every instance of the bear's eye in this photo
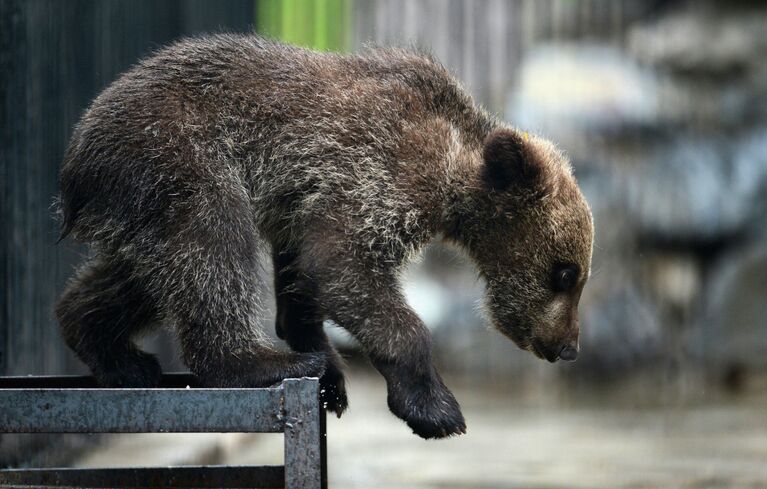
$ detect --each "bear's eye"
[552,265,579,292]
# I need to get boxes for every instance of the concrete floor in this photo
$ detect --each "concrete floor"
[77,367,767,489]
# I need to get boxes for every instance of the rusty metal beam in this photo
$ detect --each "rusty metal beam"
[0,375,326,487]
[0,387,285,434]
[0,373,201,389]
[0,465,284,488]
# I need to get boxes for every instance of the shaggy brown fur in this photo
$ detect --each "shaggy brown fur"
[56,34,593,439]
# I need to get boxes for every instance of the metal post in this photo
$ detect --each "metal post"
[283,378,326,489]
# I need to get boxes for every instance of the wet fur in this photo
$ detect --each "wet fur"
[56,34,593,438]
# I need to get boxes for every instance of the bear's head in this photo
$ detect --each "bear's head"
[453,128,594,362]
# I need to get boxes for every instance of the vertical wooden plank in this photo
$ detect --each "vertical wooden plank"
[352,0,375,47]
[448,0,465,79]
[2,0,26,376]
[0,0,25,376]
[8,0,78,376]
[434,0,454,75]
[182,0,254,35]
[283,378,323,489]
[461,0,474,97]
[485,0,507,112]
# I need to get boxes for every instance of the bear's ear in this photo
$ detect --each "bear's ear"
[481,129,542,192]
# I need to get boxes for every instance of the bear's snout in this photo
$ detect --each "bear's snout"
[559,342,578,361]
[530,336,579,363]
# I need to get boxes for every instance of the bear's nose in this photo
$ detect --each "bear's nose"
[559,343,578,361]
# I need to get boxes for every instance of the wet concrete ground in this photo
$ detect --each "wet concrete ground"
[77,367,767,488]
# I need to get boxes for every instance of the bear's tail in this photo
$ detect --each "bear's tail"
[56,135,91,243]
[53,195,71,244]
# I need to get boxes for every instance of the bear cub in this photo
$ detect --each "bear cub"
[56,35,594,439]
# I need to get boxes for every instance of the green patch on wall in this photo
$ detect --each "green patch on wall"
[256,0,352,52]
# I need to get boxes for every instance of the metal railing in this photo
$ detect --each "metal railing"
[0,374,327,488]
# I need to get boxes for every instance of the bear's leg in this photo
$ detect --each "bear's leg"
[302,241,465,439]
[273,247,348,416]
[163,209,326,388]
[56,255,163,387]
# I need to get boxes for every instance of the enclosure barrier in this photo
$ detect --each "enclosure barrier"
[0,375,327,488]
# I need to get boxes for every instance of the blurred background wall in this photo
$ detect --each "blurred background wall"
[2,0,766,468]
[350,0,767,395]
[343,0,767,397]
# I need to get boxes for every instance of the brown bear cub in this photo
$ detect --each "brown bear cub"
[56,35,593,439]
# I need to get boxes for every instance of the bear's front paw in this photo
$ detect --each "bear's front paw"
[386,375,466,439]
[94,350,162,388]
[320,362,348,417]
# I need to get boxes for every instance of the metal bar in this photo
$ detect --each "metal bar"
[0,465,284,488]
[320,407,327,489]
[283,378,323,489]
[0,373,202,389]
[0,387,285,433]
